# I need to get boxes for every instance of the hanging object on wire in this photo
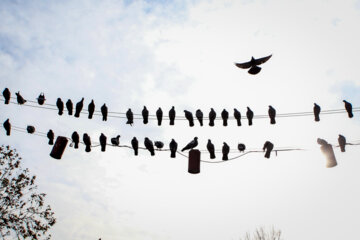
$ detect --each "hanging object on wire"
[83,133,91,152]
[37,93,46,105]
[263,141,274,158]
[142,106,149,124]
[2,88,10,104]
[207,139,216,159]
[338,134,346,152]
[209,108,216,127]
[313,103,321,122]
[221,109,229,126]
[234,108,241,126]
[169,106,176,125]
[246,107,254,126]
[66,99,73,115]
[47,129,54,145]
[234,54,272,75]
[222,142,230,160]
[3,119,11,136]
[71,131,80,149]
[343,100,353,118]
[126,108,134,126]
[99,133,107,152]
[16,91,26,105]
[101,104,108,121]
[156,107,163,126]
[184,110,194,127]
[181,137,198,152]
[26,126,35,134]
[50,136,68,160]
[144,137,155,156]
[238,143,246,152]
[268,105,276,124]
[131,137,139,156]
[111,135,120,146]
[88,100,95,119]
[195,109,203,126]
[317,138,337,168]
[74,98,84,118]
[56,98,64,115]
[169,139,178,158]
[188,149,201,174]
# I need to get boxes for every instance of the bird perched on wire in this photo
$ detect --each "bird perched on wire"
[234,108,241,126]
[154,141,164,150]
[71,131,80,149]
[181,137,198,152]
[144,137,155,156]
[131,137,139,156]
[47,129,54,145]
[313,103,321,122]
[195,109,203,126]
[209,108,216,127]
[169,139,178,158]
[111,135,120,146]
[142,106,149,124]
[234,54,272,75]
[16,91,26,105]
[3,119,11,136]
[99,133,107,152]
[56,98,64,115]
[222,142,230,160]
[2,88,10,104]
[74,98,84,118]
[221,109,229,126]
[88,100,95,119]
[338,134,346,152]
[246,107,254,126]
[169,106,176,125]
[268,105,276,124]
[126,108,134,126]
[37,93,45,105]
[263,141,274,158]
[101,104,108,121]
[207,139,216,159]
[238,143,246,152]
[66,99,73,115]
[156,108,163,126]
[343,100,353,118]
[83,133,91,152]
[184,110,194,127]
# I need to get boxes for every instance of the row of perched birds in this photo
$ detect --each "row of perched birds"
[2,88,355,126]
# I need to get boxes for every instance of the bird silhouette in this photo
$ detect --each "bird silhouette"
[15,91,26,105]
[263,141,274,158]
[74,98,84,118]
[221,109,229,126]
[99,133,107,152]
[83,133,91,152]
[343,100,353,118]
[71,131,80,149]
[101,104,108,121]
[313,103,321,122]
[56,98,64,115]
[338,134,346,152]
[131,137,139,156]
[235,55,272,75]
[156,107,163,126]
[246,107,254,126]
[26,126,35,134]
[144,137,155,156]
[88,100,95,119]
[37,93,45,105]
[209,108,216,127]
[126,108,134,126]
[207,139,216,159]
[184,110,194,127]
[66,99,73,115]
[181,137,198,152]
[268,105,276,124]
[111,135,120,146]
[169,106,176,125]
[234,108,241,126]
[154,141,164,150]
[47,129,54,145]
[195,109,203,126]
[3,119,11,136]
[222,142,230,160]
[238,143,246,152]
[2,88,10,104]
[142,106,149,124]
[169,139,178,158]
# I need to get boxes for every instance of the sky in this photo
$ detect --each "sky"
[1,0,360,239]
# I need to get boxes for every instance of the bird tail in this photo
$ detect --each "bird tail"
[170,119,174,125]
[271,118,276,124]
[264,151,271,158]
[314,115,320,122]
[189,121,194,127]
[170,151,176,158]
[340,145,345,152]
[85,145,91,152]
[101,145,106,152]
[134,149,138,156]
[181,148,186,152]
[348,112,353,118]
[5,99,9,104]
[48,139,54,145]
[223,120,228,126]
[210,152,216,159]
[151,150,155,156]
[209,120,214,127]
[222,154,228,161]
[6,130,10,136]
[74,142,79,149]
[248,119,252,126]
[143,119,148,124]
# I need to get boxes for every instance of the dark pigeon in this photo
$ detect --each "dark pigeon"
[126,108,134,126]
[234,108,241,126]
[221,109,229,126]
[238,143,246,152]
[144,137,155,156]
[195,109,203,126]
[169,106,176,125]
[47,129,54,145]
[338,134,346,152]
[207,139,216,159]
[101,104,108,121]
[111,135,120,146]
[181,137,198,152]
[71,131,80,149]
[131,137,139,156]
[268,105,276,124]
[99,133,107,152]
[154,141,164,150]
[88,100,95,119]
[56,98,64,115]
[83,133,91,152]
[15,91,26,105]
[37,93,45,105]
[246,107,254,126]
[156,107,163,126]
[235,54,272,75]
[313,103,321,122]
[3,119,11,136]
[169,139,178,158]
[222,142,230,160]
[2,88,10,104]
[26,126,35,134]
[343,100,353,118]
[263,141,274,158]
[66,99,73,115]
[209,108,216,127]
[142,106,149,124]
[74,98,84,118]
[184,110,194,127]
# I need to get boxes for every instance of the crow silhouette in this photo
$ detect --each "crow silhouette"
[88,100,95,119]
[169,139,178,158]
[184,110,194,127]
[246,107,254,126]
[99,133,107,152]
[2,88,10,104]
[207,139,216,159]
[313,103,321,122]
[47,130,54,145]
[66,99,73,115]
[83,133,91,152]
[169,106,176,125]
[221,109,229,126]
[74,98,84,118]
[142,106,149,124]
[234,108,241,126]
[235,55,272,75]
[222,142,230,160]
[71,131,80,149]
[144,137,155,156]
[101,104,108,121]
[343,100,353,118]
[156,108,163,126]
[131,137,139,156]
[268,105,276,124]
[181,137,198,152]
[209,108,216,127]
[56,98,64,115]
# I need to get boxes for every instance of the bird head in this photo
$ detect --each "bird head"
[117,135,120,139]
[194,137,198,140]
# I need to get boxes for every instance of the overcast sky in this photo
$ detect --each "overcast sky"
[1,0,360,239]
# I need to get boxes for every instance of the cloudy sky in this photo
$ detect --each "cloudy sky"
[1,0,360,239]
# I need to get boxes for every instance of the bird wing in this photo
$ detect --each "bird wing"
[254,54,272,65]
[234,61,252,69]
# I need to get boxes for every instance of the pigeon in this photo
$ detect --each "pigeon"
[343,100,353,118]
[222,142,230,160]
[56,98,64,115]
[2,88,10,104]
[246,107,254,126]
[74,98,84,118]
[66,99,73,115]
[88,100,95,119]
[154,141,164,150]
[37,93,45,105]
[111,135,120,146]
[101,104,108,121]
[169,106,176,125]
[181,137,198,152]
[268,105,276,124]
[263,141,274,158]
[207,139,216,159]
[3,119,11,136]
[71,131,80,149]
[184,110,194,127]
[338,134,346,152]
[83,133,91,152]
[169,139,178,158]
[26,126,35,134]
[126,108,134,126]
[234,108,241,126]
[195,109,203,126]
[313,103,321,122]
[209,108,216,127]
[142,106,149,124]
[99,133,107,152]
[47,129,54,145]
[238,143,246,152]
[15,91,26,105]
[221,109,229,126]
[131,137,139,156]
[156,107,163,126]
[235,55,272,75]
[144,137,155,156]
[317,138,328,146]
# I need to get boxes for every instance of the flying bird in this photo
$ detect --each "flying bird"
[263,141,274,158]
[222,142,230,160]
[74,98,84,118]
[234,108,241,126]
[56,98,64,115]
[154,141,164,150]
[268,105,276,124]
[184,110,194,127]
[209,108,216,127]
[101,104,108,121]
[131,137,139,156]
[343,100,353,118]
[47,129,54,145]
[3,119,11,136]
[313,103,321,122]
[246,107,254,126]
[221,109,229,126]
[37,93,45,105]
[169,106,176,125]
[2,88,10,104]
[15,91,26,105]
[66,99,73,115]
[235,54,272,75]
[83,133,91,152]
[88,100,95,119]
[71,131,80,149]
[99,133,107,152]
[207,139,216,159]
[238,143,246,152]
[338,134,346,152]
[169,139,178,158]
[144,137,155,156]
[126,108,134,126]
[181,137,198,152]
[142,106,149,124]
[111,135,120,146]
[195,109,203,126]
[156,107,163,126]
